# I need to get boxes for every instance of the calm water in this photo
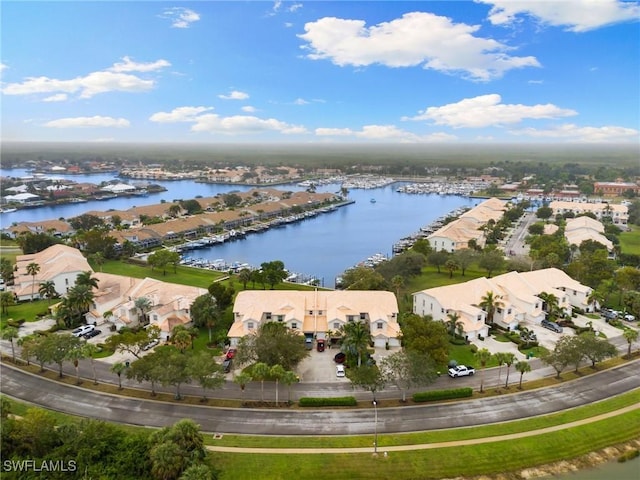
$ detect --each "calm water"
[0,168,475,285]
[548,457,639,480]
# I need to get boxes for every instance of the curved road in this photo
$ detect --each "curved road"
[2,360,639,435]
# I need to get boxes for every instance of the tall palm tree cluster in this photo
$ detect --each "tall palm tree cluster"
[55,271,99,329]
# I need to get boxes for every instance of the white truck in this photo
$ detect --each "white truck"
[448,365,475,378]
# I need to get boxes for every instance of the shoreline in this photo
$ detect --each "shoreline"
[461,439,640,480]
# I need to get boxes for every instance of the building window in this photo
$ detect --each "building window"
[508,308,512,315]
[477,315,482,321]
[497,308,503,314]
[277,315,284,322]
[265,312,272,320]
[334,322,340,330]
[153,314,158,321]
[573,291,576,296]
[318,310,323,315]
[360,313,366,320]
[291,322,298,329]
[248,322,254,330]
[309,310,313,315]
[65,278,69,285]
[441,308,445,313]
[377,322,383,330]
[347,315,355,322]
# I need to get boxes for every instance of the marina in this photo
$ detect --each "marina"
[1,168,476,287]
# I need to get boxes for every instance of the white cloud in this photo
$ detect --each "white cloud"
[241,105,257,113]
[191,114,306,135]
[299,12,540,81]
[316,125,457,142]
[42,93,68,102]
[294,98,309,105]
[218,90,250,100]
[510,124,640,142]
[289,3,303,12]
[160,7,200,28]
[149,106,214,123]
[405,94,577,128]
[43,116,130,128]
[110,56,171,73]
[1,58,169,99]
[0,63,7,73]
[479,0,640,32]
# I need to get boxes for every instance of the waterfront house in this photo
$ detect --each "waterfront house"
[3,219,75,239]
[228,290,401,348]
[12,245,92,301]
[564,216,614,253]
[428,197,506,252]
[412,268,593,340]
[85,273,207,340]
[549,200,628,225]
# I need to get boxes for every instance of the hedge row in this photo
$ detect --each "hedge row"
[413,388,473,403]
[298,396,358,407]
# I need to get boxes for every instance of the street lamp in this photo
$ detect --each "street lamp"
[373,400,378,455]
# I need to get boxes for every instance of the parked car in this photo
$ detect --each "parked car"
[541,319,563,333]
[222,358,232,373]
[305,337,313,350]
[83,329,101,339]
[336,365,346,378]
[334,352,346,364]
[448,365,475,378]
[601,308,618,320]
[316,339,325,352]
[72,325,95,338]
[142,339,160,351]
[623,313,636,322]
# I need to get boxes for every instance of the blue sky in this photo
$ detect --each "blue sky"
[1,0,639,144]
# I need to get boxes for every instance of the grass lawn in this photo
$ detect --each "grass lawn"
[96,259,225,289]
[1,299,52,324]
[619,225,640,255]
[405,262,497,293]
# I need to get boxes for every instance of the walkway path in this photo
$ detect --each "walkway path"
[205,403,640,453]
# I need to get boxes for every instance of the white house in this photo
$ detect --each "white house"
[412,268,594,339]
[85,273,207,340]
[12,245,92,301]
[228,290,401,348]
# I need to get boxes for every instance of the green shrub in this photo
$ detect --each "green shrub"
[413,388,473,403]
[449,336,467,346]
[469,344,478,353]
[298,397,357,407]
[618,449,639,463]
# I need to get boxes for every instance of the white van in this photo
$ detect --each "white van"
[336,365,345,377]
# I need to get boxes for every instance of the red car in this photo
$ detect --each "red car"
[225,348,237,360]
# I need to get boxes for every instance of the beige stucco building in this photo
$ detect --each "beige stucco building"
[412,268,593,340]
[228,290,401,348]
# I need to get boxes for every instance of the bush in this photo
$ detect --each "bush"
[7,319,25,328]
[298,397,357,407]
[449,336,467,346]
[469,344,478,353]
[618,449,639,463]
[413,388,473,403]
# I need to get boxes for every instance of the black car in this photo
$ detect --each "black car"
[334,352,346,364]
[83,329,101,339]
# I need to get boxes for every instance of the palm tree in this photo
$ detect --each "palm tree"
[515,360,531,389]
[66,284,94,324]
[446,312,461,336]
[172,326,192,353]
[38,280,58,304]
[539,291,561,321]
[88,252,105,272]
[503,352,516,388]
[0,292,15,316]
[281,370,299,404]
[111,362,126,390]
[341,321,371,367]
[270,364,286,406]
[623,328,638,359]
[391,275,405,298]
[75,270,99,290]
[66,342,86,385]
[475,348,492,393]
[1,326,19,363]
[233,372,252,404]
[445,258,459,278]
[26,262,40,301]
[167,203,182,218]
[238,268,252,290]
[494,352,507,381]
[252,362,270,402]
[83,343,100,384]
[135,296,152,325]
[479,291,503,325]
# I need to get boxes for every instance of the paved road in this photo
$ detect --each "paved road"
[2,360,638,435]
